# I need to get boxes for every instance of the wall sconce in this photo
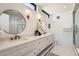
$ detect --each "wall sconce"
[26,9,31,19]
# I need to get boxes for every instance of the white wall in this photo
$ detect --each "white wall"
[52,11,73,46]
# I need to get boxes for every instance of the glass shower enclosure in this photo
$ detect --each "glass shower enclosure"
[73,3,79,55]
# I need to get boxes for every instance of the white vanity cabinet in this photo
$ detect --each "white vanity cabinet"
[0,34,54,56]
[24,34,55,56]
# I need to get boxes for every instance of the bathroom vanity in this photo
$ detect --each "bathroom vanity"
[0,33,54,56]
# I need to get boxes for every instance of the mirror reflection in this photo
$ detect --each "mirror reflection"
[0,10,26,34]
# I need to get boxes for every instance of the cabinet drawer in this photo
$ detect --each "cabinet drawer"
[24,46,40,56]
[23,40,40,56]
[0,41,38,56]
[24,39,47,56]
[27,49,39,56]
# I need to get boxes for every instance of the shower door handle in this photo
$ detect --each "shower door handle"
[75,24,77,34]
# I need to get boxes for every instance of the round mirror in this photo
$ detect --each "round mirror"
[1,10,26,34]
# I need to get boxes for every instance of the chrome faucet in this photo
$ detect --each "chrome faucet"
[10,35,20,40]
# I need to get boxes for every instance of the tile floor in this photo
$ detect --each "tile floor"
[46,44,77,56]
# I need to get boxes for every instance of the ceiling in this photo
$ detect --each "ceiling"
[38,3,75,14]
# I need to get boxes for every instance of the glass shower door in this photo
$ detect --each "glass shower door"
[75,8,79,50]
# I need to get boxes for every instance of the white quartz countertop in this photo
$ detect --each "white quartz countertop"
[0,33,54,51]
